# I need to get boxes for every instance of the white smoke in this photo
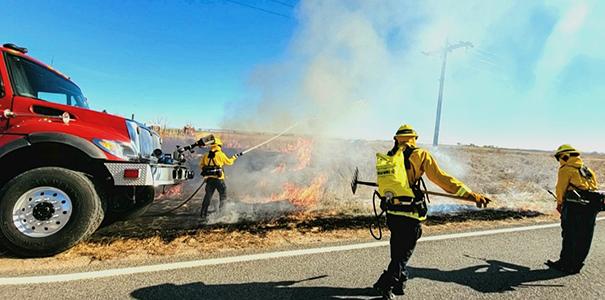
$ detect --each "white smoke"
[155,1,605,222]
[223,0,605,152]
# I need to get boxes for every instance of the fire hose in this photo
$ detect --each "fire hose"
[146,179,207,217]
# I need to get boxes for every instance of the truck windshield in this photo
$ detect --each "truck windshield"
[5,54,89,108]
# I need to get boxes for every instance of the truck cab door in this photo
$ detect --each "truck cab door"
[0,51,11,130]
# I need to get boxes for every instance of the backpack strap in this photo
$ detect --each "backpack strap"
[208,150,218,166]
[402,145,416,170]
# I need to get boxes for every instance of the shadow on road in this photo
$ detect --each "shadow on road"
[409,257,568,293]
[130,275,380,300]
[129,260,570,299]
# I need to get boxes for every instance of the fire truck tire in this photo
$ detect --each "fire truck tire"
[115,186,155,220]
[102,186,154,226]
[0,167,104,257]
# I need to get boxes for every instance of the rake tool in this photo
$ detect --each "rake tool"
[351,167,484,205]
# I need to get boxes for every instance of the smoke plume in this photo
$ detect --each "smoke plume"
[156,1,605,223]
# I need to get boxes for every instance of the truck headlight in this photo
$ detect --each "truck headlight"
[93,138,138,160]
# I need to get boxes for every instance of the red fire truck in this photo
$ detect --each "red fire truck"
[0,43,192,257]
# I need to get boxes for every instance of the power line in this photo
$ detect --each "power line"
[225,0,292,18]
[267,0,295,8]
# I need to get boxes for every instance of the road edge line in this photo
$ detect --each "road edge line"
[0,217,603,285]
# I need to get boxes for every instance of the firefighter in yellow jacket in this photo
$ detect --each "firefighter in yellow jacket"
[546,144,601,274]
[373,124,491,299]
[199,136,239,220]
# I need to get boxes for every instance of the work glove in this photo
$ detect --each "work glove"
[465,192,491,208]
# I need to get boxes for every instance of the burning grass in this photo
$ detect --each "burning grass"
[160,132,605,222]
[2,132,596,269]
[37,132,595,265]
[65,131,595,263]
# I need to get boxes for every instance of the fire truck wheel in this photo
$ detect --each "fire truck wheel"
[102,186,155,226]
[0,167,104,257]
[115,186,155,220]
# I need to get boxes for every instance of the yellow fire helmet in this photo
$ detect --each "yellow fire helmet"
[213,136,223,146]
[554,144,579,158]
[395,124,418,138]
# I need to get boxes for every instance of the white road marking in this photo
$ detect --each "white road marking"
[0,217,603,285]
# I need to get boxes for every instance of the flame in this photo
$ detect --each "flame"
[271,175,327,208]
[274,137,314,170]
[268,137,324,209]
[292,138,314,171]
[157,184,184,200]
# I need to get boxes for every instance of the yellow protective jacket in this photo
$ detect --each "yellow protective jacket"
[555,156,598,205]
[200,145,237,180]
[387,140,472,220]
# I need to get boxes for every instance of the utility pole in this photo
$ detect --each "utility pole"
[429,40,473,147]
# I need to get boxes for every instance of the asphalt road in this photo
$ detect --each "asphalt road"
[1,219,604,300]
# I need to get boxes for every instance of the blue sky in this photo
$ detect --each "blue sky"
[3,1,605,152]
[2,0,297,128]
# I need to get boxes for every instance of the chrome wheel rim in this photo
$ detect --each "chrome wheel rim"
[12,186,73,238]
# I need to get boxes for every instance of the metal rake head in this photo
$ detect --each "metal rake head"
[351,167,359,195]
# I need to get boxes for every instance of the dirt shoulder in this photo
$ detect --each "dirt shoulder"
[0,209,563,275]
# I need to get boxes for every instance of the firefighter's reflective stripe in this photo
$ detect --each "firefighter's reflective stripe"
[386,198,427,221]
[455,185,471,197]
[386,210,427,221]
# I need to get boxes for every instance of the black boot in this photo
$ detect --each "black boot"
[373,271,394,299]
[380,287,395,300]
[200,209,208,223]
[545,260,579,274]
[392,280,405,296]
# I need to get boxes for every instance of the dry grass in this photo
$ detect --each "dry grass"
[1,131,600,272]
[64,209,549,262]
[0,208,561,274]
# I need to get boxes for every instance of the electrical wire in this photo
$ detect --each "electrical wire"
[225,0,291,18]
[267,0,295,8]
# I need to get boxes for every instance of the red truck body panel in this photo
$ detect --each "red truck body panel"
[0,48,130,161]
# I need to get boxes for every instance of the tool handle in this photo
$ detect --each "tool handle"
[356,180,378,187]
[424,190,474,202]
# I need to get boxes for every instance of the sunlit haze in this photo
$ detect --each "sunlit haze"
[3,0,604,152]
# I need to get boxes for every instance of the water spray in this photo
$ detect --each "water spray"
[237,122,302,156]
